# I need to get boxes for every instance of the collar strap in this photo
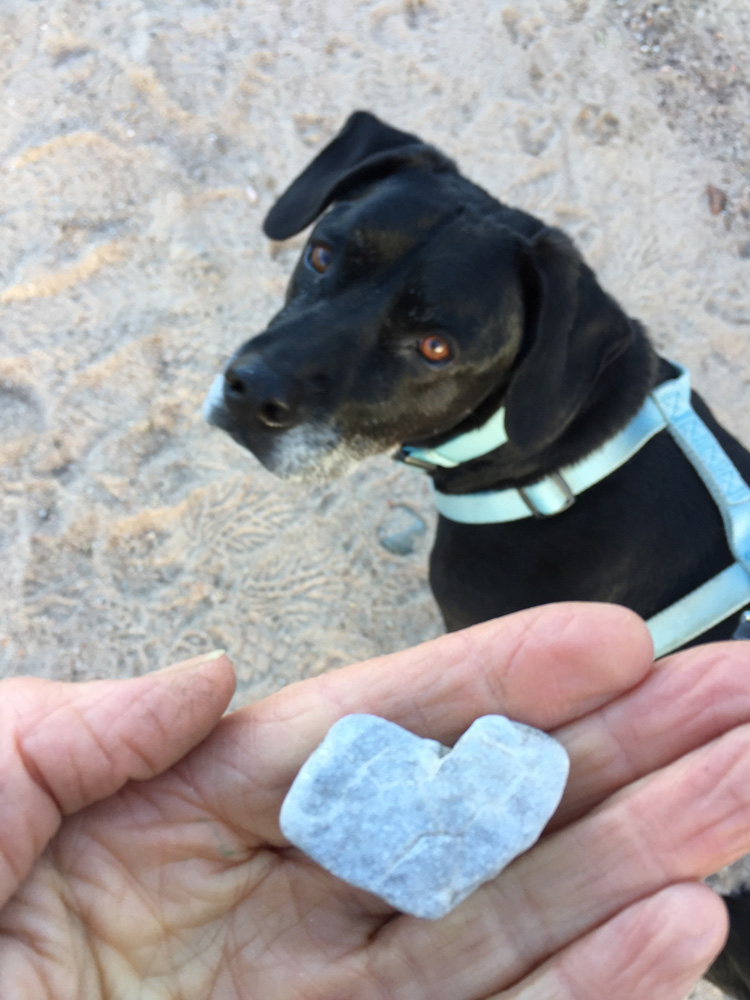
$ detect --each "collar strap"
[398,403,508,470]
[431,389,669,524]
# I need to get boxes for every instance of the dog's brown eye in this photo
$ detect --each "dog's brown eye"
[308,242,332,274]
[418,335,452,363]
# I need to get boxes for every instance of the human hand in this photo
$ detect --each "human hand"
[2,604,750,999]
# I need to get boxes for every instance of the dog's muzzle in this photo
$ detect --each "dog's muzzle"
[202,373,227,427]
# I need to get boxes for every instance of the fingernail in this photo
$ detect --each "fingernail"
[160,649,228,673]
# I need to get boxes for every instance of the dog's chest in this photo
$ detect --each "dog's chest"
[427,432,734,635]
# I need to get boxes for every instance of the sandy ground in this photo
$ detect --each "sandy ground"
[1,0,749,995]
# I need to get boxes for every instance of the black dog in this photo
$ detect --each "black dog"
[204,111,750,996]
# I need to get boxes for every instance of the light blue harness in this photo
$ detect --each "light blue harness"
[400,365,750,658]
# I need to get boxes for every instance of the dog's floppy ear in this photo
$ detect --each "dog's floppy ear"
[503,227,635,453]
[264,111,454,240]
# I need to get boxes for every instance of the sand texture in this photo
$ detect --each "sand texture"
[1,2,749,995]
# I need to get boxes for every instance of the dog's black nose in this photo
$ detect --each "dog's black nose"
[223,360,301,430]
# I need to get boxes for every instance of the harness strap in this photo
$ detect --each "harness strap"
[647,367,750,656]
[648,564,750,657]
[398,363,750,658]
[652,371,750,571]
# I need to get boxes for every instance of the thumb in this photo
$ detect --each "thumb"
[0,650,235,907]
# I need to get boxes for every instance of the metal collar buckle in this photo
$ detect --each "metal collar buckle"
[734,610,750,640]
[518,471,576,518]
[393,447,438,472]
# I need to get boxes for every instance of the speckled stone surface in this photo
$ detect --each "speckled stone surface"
[280,713,569,919]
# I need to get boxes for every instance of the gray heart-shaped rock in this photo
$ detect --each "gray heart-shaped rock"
[280,713,569,919]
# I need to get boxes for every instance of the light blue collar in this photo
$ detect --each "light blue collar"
[399,382,669,520]
[398,403,508,470]
[398,364,750,657]
[432,395,667,522]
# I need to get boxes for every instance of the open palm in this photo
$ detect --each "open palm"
[2,604,750,999]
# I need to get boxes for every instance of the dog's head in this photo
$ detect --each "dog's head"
[204,111,634,482]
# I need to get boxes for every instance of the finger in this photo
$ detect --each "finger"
[196,603,652,842]
[367,723,750,997]
[0,651,235,908]
[554,639,750,828]
[497,883,727,1000]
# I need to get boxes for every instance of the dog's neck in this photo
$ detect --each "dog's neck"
[420,331,662,496]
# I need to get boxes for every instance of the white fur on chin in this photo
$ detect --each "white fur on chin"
[265,424,388,483]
